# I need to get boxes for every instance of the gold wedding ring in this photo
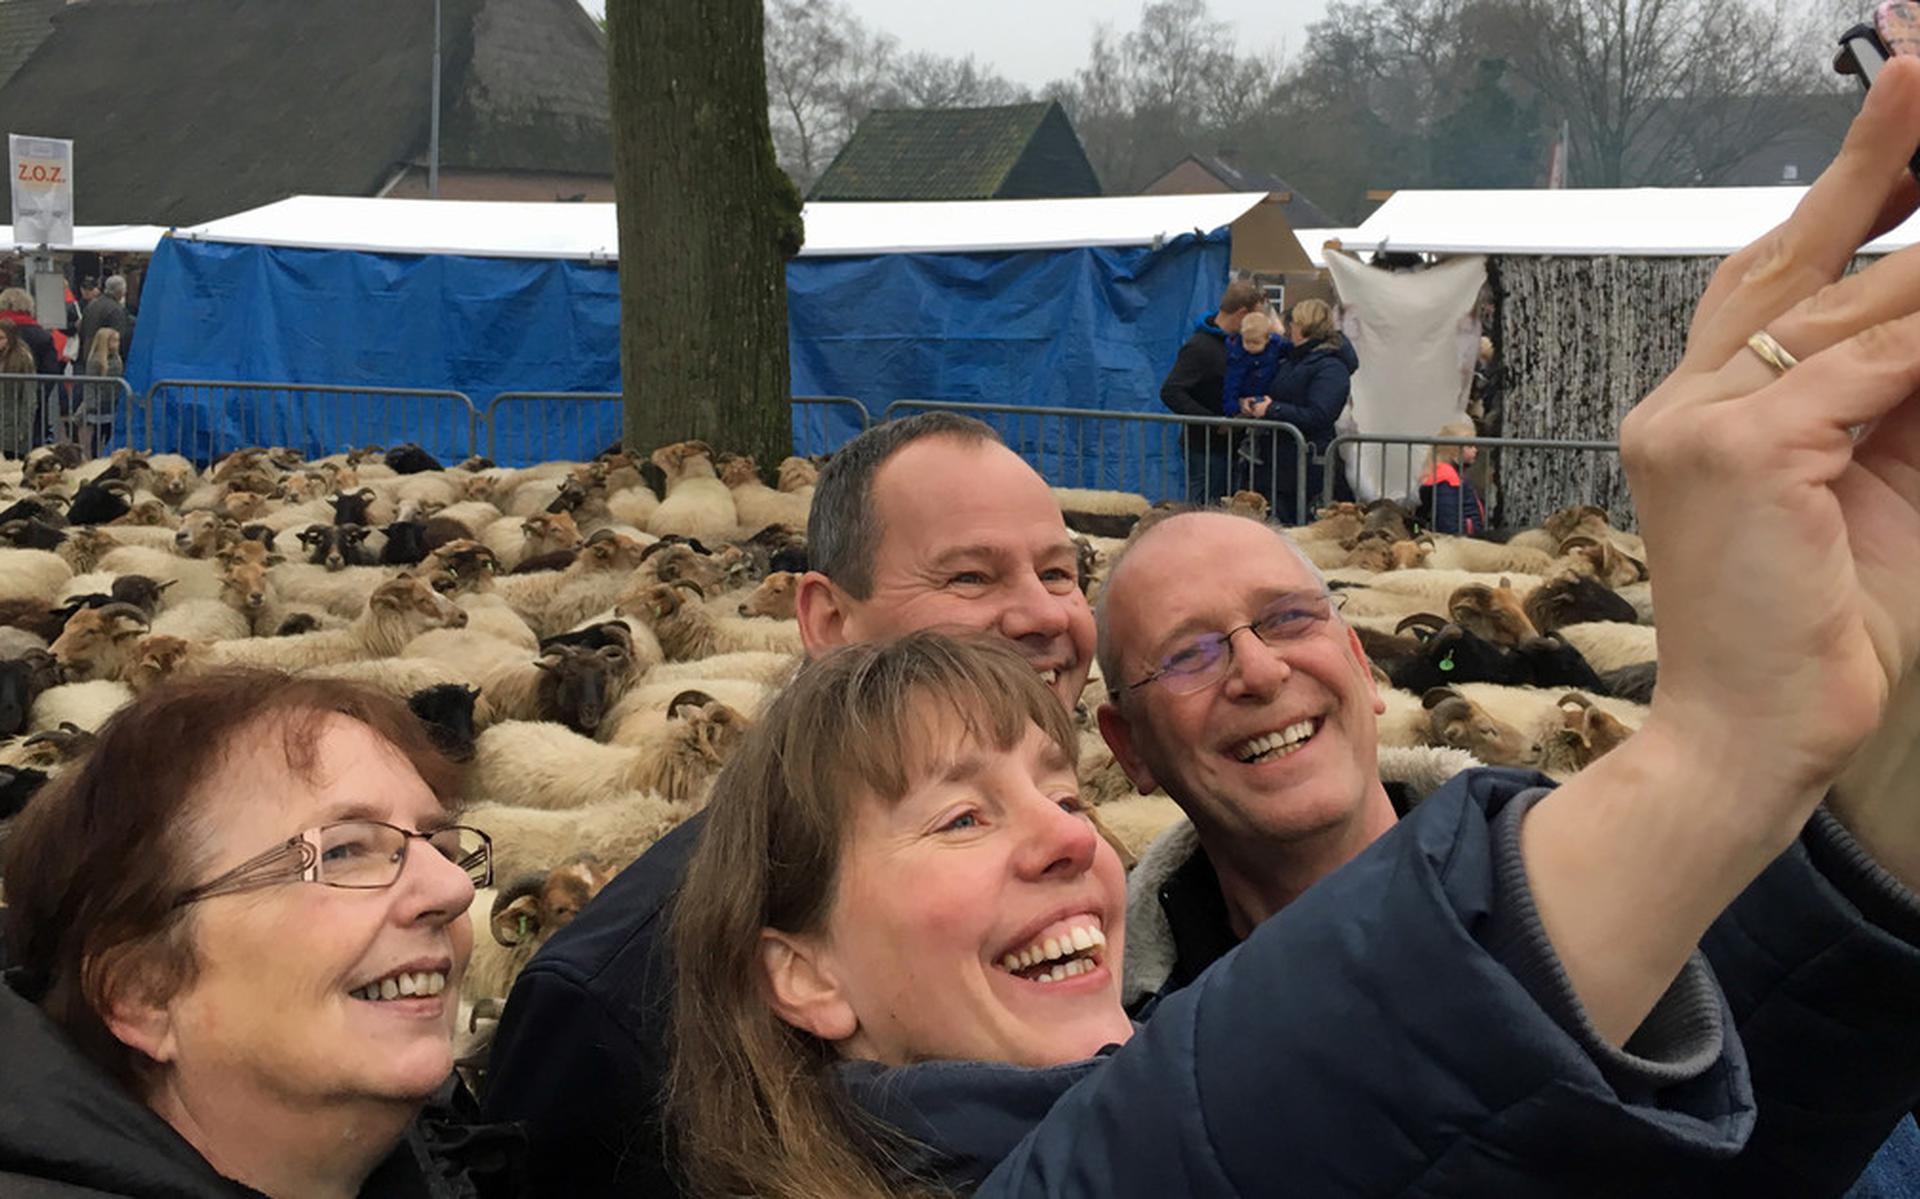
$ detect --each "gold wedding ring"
[1745,330,1799,376]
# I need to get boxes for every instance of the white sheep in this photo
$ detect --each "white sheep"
[1554,621,1659,673]
[603,678,773,744]
[719,455,809,534]
[468,699,748,809]
[606,484,660,530]
[619,583,802,661]
[204,576,467,671]
[267,562,395,620]
[490,532,651,638]
[645,441,739,541]
[0,549,73,605]
[29,679,134,733]
[1420,536,1557,575]
[464,791,695,885]
[641,650,801,688]
[96,546,223,604]
[150,597,253,644]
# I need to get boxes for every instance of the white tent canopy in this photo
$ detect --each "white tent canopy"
[0,224,168,253]
[1352,187,1920,256]
[165,191,1296,262]
[1291,228,1360,269]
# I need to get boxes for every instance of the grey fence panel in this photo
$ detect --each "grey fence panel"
[1322,434,1622,530]
[791,395,869,457]
[881,400,1313,519]
[142,380,480,465]
[0,373,137,457]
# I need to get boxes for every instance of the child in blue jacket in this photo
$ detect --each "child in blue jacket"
[1420,419,1488,534]
[1220,311,1283,417]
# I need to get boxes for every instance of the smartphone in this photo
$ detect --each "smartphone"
[1835,2,1920,177]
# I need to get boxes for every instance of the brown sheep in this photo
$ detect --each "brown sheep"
[1447,580,1539,647]
[1423,686,1540,767]
[737,571,799,620]
[619,582,802,661]
[49,603,151,682]
[1542,692,1635,773]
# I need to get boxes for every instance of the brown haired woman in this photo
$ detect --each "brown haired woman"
[0,670,513,1197]
[669,617,1920,1197]
[0,318,39,458]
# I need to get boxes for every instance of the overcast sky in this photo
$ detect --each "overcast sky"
[574,1,1328,87]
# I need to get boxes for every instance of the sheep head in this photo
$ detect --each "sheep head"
[50,603,151,681]
[738,571,798,619]
[521,510,582,555]
[1447,580,1538,647]
[128,635,203,692]
[218,558,276,615]
[719,455,764,489]
[1557,535,1647,589]
[1523,573,1638,635]
[425,540,501,591]
[533,642,635,736]
[1544,503,1612,545]
[366,576,468,646]
[60,526,117,570]
[1544,692,1634,772]
[1422,687,1540,767]
[650,440,718,484]
[776,456,819,493]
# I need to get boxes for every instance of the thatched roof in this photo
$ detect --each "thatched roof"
[809,100,1101,201]
[0,0,611,226]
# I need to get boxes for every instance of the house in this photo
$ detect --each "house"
[0,0,612,226]
[0,0,59,91]
[1143,154,1336,230]
[808,100,1101,202]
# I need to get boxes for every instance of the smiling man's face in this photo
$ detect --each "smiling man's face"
[1097,513,1385,851]
[804,436,1095,709]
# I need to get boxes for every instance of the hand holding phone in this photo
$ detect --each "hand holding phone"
[1836,1,1920,181]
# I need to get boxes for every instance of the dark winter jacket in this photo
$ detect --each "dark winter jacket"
[1158,316,1229,420]
[1219,334,1283,415]
[79,296,133,371]
[0,970,518,1198]
[1263,337,1355,449]
[0,309,59,377]
[1110,773,1920,1198]
[1421,461,1488,535]
[480,811,706,1198]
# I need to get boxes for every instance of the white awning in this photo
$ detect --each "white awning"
[1351,187,1920,256]
[0,224,168,253]
[165,191,1310,268]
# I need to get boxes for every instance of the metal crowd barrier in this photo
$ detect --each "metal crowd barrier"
[482,392,873,466]
[881,400,1314,519]
[2,373,137,456]
[1323,433,1622,529]
[140,380,481,465]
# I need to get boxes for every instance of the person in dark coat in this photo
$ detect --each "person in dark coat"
[0,671,519,1198]
[1243,298,1355,522]
[79,275,135,370]
[482,412,1098,1197]
[1159,280,1263,503]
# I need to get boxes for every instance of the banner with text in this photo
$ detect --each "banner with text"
[9,133,74,247]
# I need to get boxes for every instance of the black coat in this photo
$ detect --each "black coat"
[480,811,705,1197]
[0,970,517,1198]
[1157,320,1229,419]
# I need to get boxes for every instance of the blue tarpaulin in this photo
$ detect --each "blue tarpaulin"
[129,227,1231,480]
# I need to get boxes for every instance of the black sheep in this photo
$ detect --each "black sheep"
[767,544,808,575]
[1523,574,1638,634]
[1599,661,1658,703]
[275,613,324,636]
[409,684,483,761]
[297,524,373,571]
[0,519,66,550]
[0,764,49,820]
[1515,634,1606,691]
[109,575,172,618]
[380,520,431,566]
[0,652,62,739]
[328,488,379,526]
[65,480,131,526]
[385,444,444,475]
[512,549,577,575]
[1387,624,1528,693]
[0,495,67,527]
[538,621,634,656]
[240,524,279,550]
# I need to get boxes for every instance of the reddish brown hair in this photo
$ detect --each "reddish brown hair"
[1,669,464,1088]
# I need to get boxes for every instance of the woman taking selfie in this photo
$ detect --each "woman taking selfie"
[0,671,504,1197]
[670,60,1920,1181]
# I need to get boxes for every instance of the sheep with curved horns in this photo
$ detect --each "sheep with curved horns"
[481,638,638,736]
[619,582,802,662]
[490,530,653,638]
[463,792,695,890]
[463,860,617,1008]
[468,696,750,810]
[49,603,153,682]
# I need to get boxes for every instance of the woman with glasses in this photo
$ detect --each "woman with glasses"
[0,670,509,1197]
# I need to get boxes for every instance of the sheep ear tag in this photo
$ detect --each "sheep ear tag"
[517,914,531,940]
[1438,650,1455,672]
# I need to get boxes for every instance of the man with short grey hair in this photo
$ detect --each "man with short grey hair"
[485,411,1097,1195]
[79,274,132,369]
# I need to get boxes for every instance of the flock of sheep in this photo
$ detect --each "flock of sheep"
[0,437,1664,1047]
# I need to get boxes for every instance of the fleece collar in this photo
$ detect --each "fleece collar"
[1119,744,1482,1009]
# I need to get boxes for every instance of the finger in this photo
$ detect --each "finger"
[1753,309,1920,436]
[1714,234,1920,397]
[1685,59,1920,369]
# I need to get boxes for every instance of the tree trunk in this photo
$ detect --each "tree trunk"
[608,0,803,469]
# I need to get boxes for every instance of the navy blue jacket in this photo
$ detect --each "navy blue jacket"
[843,770,1920,1196]
[1263,338,1354,450]
[480,812,705,1197]
[1220,335,1283,416]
